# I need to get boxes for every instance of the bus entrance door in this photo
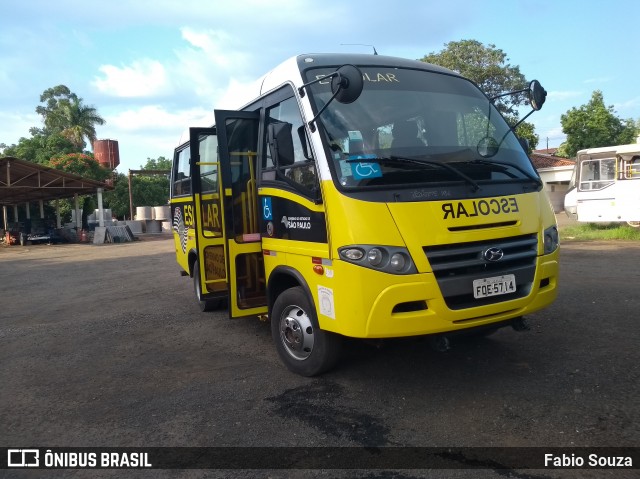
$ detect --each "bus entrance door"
[208,111,267,318]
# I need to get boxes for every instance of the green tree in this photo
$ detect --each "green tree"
[421,39,528,117]
[35,85,79,135]
[103,173,130,218]
[103,157,170,218]
[141,156,171,170]
[560,90,637,157]
[514,120,539,153]
[58,97,106,149]
[49,152,111,182]
[2,132,76,164]
[35,85,105,150]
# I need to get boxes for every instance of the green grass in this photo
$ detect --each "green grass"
[561,222,640,241]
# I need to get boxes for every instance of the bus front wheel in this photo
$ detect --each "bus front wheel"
[271,286,342,376]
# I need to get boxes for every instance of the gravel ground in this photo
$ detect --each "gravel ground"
[1,229,638,479]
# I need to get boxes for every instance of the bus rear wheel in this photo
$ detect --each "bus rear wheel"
[193,262,223,312]
[271,286,342,376]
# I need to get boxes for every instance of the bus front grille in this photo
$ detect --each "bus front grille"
[424,234,538,310]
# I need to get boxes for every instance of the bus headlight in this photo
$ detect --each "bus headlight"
[367,248,384,266]
[342,248,364,261]
[390,253,407,271]
[543,225,559,254]
[339,245,416,274]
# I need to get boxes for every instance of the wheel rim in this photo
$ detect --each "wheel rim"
[279,305,314,361]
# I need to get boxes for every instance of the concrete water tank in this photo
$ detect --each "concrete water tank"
[136,206,153,220]
[154,205,170,221]
[94,139,120,169]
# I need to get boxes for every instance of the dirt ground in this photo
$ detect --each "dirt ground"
[0,227,638,479]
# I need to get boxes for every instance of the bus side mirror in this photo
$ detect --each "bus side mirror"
[302,64,364,132]
[529,80,547,111]
[267,122,295,167]
[331,64,364,104]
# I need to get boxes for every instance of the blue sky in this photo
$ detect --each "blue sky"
[1,0,639,172]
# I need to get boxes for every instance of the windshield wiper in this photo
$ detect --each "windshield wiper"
[469,159,542,189]
[346,156,480,192]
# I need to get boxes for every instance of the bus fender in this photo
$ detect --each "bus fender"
[267,266,318,328]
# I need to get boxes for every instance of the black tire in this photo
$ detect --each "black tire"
[193,262,223,312]
[271,286,342,376]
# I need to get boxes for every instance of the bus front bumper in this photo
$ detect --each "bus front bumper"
[322,253,558,338]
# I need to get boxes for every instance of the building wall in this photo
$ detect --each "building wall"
[538,166,574,213]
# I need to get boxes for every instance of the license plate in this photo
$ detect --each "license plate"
[473,274,516,299]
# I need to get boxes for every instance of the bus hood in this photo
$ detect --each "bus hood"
[387,193,547,272]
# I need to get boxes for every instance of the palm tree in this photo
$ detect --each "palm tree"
[58,97,106,150]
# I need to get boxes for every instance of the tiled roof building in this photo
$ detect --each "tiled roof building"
[529,152,575,213]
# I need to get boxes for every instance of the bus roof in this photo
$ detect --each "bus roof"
[577,141,640,157]
[256,53,461,103]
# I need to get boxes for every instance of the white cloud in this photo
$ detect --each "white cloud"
[547,90,583,101]
[91,26,258,106]
[96,105,216,170]
[171,27,255,102]
[180,28,238,68]
[545,126,565,141]
[105,105,212,133]
[217,77,265,110]
[93,59,171,98]
[89,23,266,170]
[614,96,640,115]
[583,76,613,84]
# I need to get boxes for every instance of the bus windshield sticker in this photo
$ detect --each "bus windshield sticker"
[352,162,382,180]
[339,160,353,177]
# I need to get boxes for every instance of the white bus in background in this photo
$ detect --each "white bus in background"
[564,141,640,226]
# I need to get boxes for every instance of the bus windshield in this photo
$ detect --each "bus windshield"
[305,66,539,191]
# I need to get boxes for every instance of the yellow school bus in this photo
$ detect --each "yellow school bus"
[170,53,559,376]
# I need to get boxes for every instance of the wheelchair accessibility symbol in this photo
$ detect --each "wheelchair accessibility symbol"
[262,197,273,220]
[352,162,382,180]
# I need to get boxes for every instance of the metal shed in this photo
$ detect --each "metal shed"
[1,156,113,241]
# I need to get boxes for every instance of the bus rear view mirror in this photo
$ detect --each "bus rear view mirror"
[331,64,364,104]
[267,122,295,167]
[494,79,548,135]
[490,79,547,112]
[529,80,547,111]
[300,64,364,132]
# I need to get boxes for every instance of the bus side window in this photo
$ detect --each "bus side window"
[579,158,615,190]
[199,134,219,193]
[172,147,191,196]
[263,96,317,194]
